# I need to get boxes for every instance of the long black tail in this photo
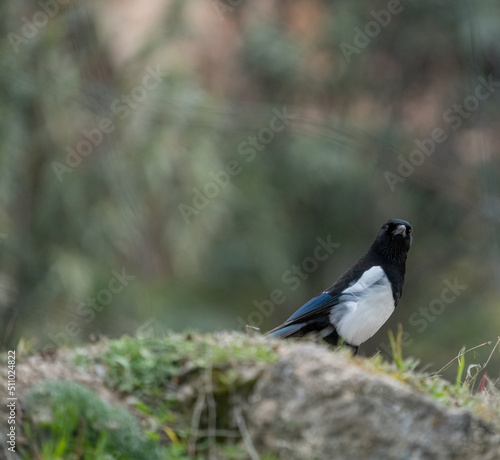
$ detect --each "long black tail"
[265,323,305,339]
[266,320,345,350]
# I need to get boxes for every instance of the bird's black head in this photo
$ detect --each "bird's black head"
[371,218,412,264]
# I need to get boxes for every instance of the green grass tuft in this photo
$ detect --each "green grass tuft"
[21,380,163,460]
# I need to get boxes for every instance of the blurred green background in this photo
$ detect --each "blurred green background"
[1,0,500,379]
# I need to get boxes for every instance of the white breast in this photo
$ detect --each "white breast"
[330,266,395,347]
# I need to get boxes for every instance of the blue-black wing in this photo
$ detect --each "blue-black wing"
[286,292,341,322]
[265,256,375,339]
[265,292,341,338]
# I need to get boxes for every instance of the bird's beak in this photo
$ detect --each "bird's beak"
[393,224,407,237]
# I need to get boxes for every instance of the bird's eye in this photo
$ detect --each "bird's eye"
[407,227,412,234]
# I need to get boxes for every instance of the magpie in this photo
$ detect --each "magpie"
[265,219,412,354]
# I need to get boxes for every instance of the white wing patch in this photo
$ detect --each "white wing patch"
[330,266,395,347]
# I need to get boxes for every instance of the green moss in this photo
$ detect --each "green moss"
[21,380,163,460]
[98,332,278,397]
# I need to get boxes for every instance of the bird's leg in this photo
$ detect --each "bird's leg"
[322,332,358,355]
[346,344,359,355]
